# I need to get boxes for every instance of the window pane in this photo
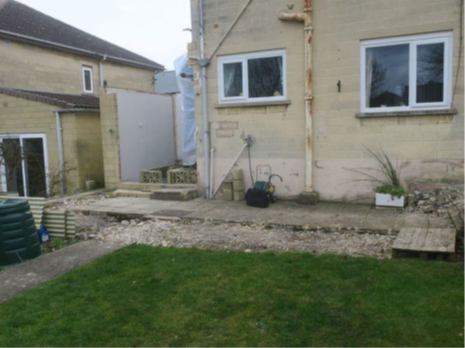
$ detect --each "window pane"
[223,63,243,97]
[248,56,283,98]
[417,43,444,103]
[84,70,92,91]
[366,44,409,108]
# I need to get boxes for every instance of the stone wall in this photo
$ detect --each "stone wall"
[99,92,121,189]
[190,0,464,201]
[61,112,105,192]
[0,39,157,94]
[0,93,103,195]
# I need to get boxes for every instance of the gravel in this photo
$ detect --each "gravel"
[74,216,397,259]
[49,193,396,259]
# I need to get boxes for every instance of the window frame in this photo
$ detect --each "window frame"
[360,32,453,114]
[82,66,94,93]
[218,49,287,104]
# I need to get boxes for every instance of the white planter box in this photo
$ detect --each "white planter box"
[375,193,405,208]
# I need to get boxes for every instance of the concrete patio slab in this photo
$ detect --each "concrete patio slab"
[71,197,452,233]
[0,241,122,304]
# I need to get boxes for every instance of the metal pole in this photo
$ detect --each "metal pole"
[212,143,249,198]
[199,0,211,198]
[210,147,215,198]
[54,111,65,195]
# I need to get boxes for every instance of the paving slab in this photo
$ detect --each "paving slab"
[0,241,121,304]
[70,197,451,233]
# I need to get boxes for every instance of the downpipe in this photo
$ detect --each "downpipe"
[198,0,211,199]
[279,0,314,193]
[54,111,65,195]
[99,55,107,88]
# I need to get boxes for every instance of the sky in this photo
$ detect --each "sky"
[18,0,192,70]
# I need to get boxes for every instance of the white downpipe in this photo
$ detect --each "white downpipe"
[99,55,107,88]
[210,147,215,198]
[199,0,211,199]
[212,143,249,198]
[54,111,65,195]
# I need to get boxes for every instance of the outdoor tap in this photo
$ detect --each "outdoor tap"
[243,134,254,147]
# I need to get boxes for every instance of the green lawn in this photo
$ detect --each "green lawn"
[0,245,463,347]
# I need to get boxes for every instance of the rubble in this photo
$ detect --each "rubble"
[89,218,397,259]
[409,186,465,218]
[47,193,110,211]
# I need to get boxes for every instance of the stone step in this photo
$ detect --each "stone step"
[109,189,152,199]
[151,188,199,201]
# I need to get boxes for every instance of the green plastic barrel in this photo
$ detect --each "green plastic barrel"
[0,200,41,267]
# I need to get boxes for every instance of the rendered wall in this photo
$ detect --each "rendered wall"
[0,39,157,94]
[190,0,464,201]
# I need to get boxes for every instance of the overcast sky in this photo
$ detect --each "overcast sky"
[18,0,192,70]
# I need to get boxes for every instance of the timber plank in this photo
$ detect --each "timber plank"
[393,227,456,254]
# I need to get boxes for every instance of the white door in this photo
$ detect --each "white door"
[0,134,49,197]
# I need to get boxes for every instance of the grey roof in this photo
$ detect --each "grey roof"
[0,0,164,71]
[155,71,180,94]
[0,87,100,109]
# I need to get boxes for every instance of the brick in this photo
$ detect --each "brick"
[220,121,239,130]
[216,129,234,138]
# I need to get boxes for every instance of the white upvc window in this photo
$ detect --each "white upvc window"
[218,49,286,104]
[82,66,94,93]
[360,32,453,113]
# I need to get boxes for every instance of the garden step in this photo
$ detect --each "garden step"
[150,188,198,201]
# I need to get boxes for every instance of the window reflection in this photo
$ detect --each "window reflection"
[248,56,283,98]
[223,63,243,97]
[366,44,409,108]
[417,43,444,103]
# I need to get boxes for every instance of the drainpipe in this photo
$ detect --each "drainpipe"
[198,0,211,199]
[54,111,65,195]
[279,0,318,203]
[99,55,107,88]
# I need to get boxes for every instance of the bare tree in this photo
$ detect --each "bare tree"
[45,161,76,197]
[0,138,75,197]
[369,60,388,98]
[418,44,444,81]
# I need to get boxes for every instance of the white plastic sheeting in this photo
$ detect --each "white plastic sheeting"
[174,53,197,166]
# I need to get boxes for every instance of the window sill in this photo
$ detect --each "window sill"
[215,99,291,109]
[356,108,457,118]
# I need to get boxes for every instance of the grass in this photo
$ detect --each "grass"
[0,245,463,347]
[41,238,79,255]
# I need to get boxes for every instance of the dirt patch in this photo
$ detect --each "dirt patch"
[84,217,397,259]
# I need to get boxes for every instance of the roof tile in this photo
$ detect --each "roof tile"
[0,87,100,109]
[0,0,163,70]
